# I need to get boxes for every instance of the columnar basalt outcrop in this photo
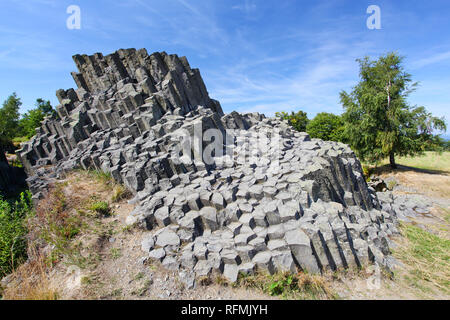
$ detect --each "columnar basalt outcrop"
[17,48,400,287]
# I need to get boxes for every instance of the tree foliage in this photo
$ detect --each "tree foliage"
[0,94,56,150]
[438,138,450,151]
[306,112,345,142]
[19,98,56,139]
[0,93,22,144]
[340,52,447,168]
[275,110,309,132]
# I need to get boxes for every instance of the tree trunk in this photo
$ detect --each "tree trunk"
[389,152,397,169]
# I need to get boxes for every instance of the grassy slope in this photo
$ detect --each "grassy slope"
[363,152,450,298]
[377,151,450,173]
[1,170,131,299]
[393,223,450,297]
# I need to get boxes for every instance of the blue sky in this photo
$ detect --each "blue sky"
[1,0,449,135]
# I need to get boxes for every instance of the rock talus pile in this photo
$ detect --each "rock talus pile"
[17,48,400,286]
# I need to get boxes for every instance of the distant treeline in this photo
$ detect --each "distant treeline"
[276,110,449,152]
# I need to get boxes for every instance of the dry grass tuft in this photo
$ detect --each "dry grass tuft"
[28,183,83,265]
[393,223,450,296]
[111,185,132,203]
[2,169,130,299]
[2,246,58,300]
[235,271,337,300]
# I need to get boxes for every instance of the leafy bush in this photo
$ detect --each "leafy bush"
[19,99,57,139]
[12,136,29,145]
[275,110,345,143]
[0,191,33,277]
[361,165,372,180]
[430,136,450,152]
[306,112,345,142]
[443,139,450,151]
[0,93,21,144]
[275,110,309,132]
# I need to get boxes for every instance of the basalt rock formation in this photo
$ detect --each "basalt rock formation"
[17,48,400,286]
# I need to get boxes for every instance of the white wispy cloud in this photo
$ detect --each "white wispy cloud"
[0,32,67,71]
[6,0,58,11]
[412,50,450,69]
[232,0,257,13]
[205,25,376,116]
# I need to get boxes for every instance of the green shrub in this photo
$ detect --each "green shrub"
[275,110,309,132]
[0,191,33,277]
[306,112,345,142]
[362,165,373,180]
[12,136,29,145]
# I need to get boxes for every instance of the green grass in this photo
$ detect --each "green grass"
[81,169,131,203]
[131,279,152,296]
[0,191,33,277]
[445,213,450,225]
[11,136,29,146]
[234,271,338,300]
[109,248,121,260]
[378,151,450,173]
[84,170,115,188]
[30,183,86,268]
[7,157,23,168]
[134,272,145,281]
[393,223,450,295]
[110,288,123,297]
[89,201,111,217]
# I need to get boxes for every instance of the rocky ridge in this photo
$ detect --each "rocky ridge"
[17,48,401,287]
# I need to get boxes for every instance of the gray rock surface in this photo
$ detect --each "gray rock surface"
[18,48,406,286]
